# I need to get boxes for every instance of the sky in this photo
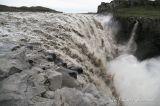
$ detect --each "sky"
[0,0,112,13]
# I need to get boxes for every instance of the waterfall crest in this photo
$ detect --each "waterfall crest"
[0,13,118,106]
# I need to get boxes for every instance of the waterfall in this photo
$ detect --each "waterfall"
[0,12,119,106]
[2,12,160,106]
[125,21,139,54]
[108,20,160,106]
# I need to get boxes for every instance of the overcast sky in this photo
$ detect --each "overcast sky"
[0,0,112,13]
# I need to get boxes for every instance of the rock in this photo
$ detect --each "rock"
[11,47,30,70]
[0,73,28,106]
[11,45,21,51]
[97,0,160,13]
[0,68,47,106]
[26,73,46,97]
[114,16,160,60]
[68,72,77,79]
[8,66,22,75]
[28,59,34,66]
[45,50,57,62]
[53,87,115,106]
[0,69,7,81]
[61,73,79,88]
[83,83,100,98]
[27,45,34,50]
[55,67,80,88]
[44,51,68,67]
[47,71,62,91]
[46,55,55,62]
[2,34,8,37]
[55,58,67,68]
[56,67,78,79]
[32,96,54,106]
[53,88,91,106]
[35,102,53,106]
[43,90,55,99]
[0,96,28,106]
[68,65,83,74]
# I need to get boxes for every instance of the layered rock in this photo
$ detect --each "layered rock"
[113,16,160,60]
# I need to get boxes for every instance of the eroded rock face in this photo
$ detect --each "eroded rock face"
[47,70,62,91]
[113,16,160,60]
[53,87,117,106]
[0,12,117,106]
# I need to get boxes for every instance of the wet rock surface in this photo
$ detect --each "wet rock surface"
[0,12,117,106]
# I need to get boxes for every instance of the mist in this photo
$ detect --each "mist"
[108,54,160,106]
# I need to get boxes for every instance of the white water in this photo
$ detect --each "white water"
[125,21,138,54]
[108,55,160,106]
[108,21,160,106]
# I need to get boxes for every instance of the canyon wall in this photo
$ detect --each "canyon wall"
[113,16,160,60]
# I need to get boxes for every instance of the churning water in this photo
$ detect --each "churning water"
[107,20,160,106]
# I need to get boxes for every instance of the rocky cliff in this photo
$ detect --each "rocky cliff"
[97,0,160,61]
[97,0,160,14]
[113,16,160,60]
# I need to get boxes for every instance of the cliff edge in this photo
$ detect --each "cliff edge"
[97,0,160,60]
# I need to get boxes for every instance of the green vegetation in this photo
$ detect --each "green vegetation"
[114,6,160,18]
[98,0,160,18]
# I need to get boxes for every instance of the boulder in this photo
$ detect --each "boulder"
[53,88,91,106]
[61,73,79,88]
[56,67,78,79]
[68,65,83,74]
[53,87,117,106]
[0,68,7,81]
[43,90,55,99]
[83,83,100,98]
[8,66,22,75]
[32,96,54,106]
[44,50,57,62]
[47,71,62,91]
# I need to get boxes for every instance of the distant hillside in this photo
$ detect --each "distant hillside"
[0,4,62,13]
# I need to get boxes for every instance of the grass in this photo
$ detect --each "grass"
[114,6,160,18]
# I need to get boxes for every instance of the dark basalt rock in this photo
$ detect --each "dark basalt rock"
[44,51,67,67]
[28,59,34,66]
[56,67,78,79]
[0,69,7,81]
[68,65,83,74]
[135,18,160,60]
[11,46,21,51]
[8,67,22,75]
[68,72,77,79]
[45,51,57,62]
[54,58,67,68]
[114,16,160,60]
